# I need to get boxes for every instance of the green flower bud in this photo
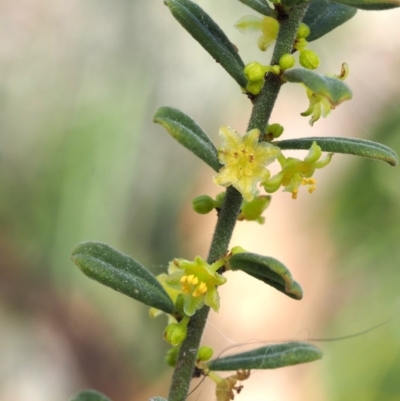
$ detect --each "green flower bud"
[297,23,310,39]
[270,65,281,75]
[299,49,320,70]
[279,54,295,71]
[165,347,179,367]
[215,192,226,209]
[294,37,308,51]
[164,322,187,347]
[246,80,265,96]
[267,123,284,139]
[244,62,269,95]
[230,246,247,255]
[192,195,215,214]
[197,345,214,361]
[244,62,267,82]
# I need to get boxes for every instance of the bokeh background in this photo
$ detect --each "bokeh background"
[0,1,399,400]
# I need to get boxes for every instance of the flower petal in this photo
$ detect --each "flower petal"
[235,15,264,34]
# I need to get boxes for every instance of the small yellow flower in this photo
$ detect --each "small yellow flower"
[262,142,333,199]
[301,88,332,126]
[302,63,350,126]
[214,126,281,202]
[235,15,279,51]
[165,256,227,316]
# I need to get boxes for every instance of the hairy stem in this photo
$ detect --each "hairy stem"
[248,1,310,132]
[167,187,242,401]
[167,3,309,401]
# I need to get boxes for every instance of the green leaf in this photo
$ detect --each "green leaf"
[70,390,111,401]
[238,0,274,16]
[281,0,304,7]
[228,252,303,300]
[274,137,398,166]
[283,68,352,106]
[303,0,357,42]
[71,242,175,313]
[153,106,221,171]
[149,398,168,401]
[330,0,399,10]
[208,342,322,371]
[165,0,247,87]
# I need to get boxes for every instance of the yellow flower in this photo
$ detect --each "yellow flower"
[301,88,332,126]
[165,256,227,316]
[302,63,350,126]
[214,127,281,202]
[262,142,333,199]
[235,16,279,51]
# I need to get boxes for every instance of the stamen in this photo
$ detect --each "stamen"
[192,282,208,297]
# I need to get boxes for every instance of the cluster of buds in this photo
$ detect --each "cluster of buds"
[294,23,321,70]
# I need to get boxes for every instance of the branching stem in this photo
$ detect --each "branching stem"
[167,3,309,401]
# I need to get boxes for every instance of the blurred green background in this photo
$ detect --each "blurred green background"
[0,1,399,400]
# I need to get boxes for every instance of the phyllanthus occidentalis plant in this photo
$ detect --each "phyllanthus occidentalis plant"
[69,0,399,400]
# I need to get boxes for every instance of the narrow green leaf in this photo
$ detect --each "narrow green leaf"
[153,106,221,171]
[238,0,274,16]
[228,253,303,300]
[303,0,357,42]
[330,0,399,10]
[70,390,111,401]
[283,68,352,106]
[274,137,398,166]
[208,342,322,371]
[165,0,247,87]
[281,0,304,7]
[71,242,175,313]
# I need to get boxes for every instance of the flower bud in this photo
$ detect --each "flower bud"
[192,195,215,214]
[244,62,267,82]
[164,322,187,347]
[267,123,284,139]
[299,49,320,70]
[270,65,281,75]
[246,81,265,96]
[165,347,179,367]
[279,54,295,71]
[244,62,269,95]
[294,37,308,51]
[230,246,247,255]
[215,192,226,209]
[197,345,214,361]
[297,23,310,39]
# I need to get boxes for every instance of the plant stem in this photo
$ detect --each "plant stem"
[167,187,242,401]
[248,1,310,133]
[167,3,309,401]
